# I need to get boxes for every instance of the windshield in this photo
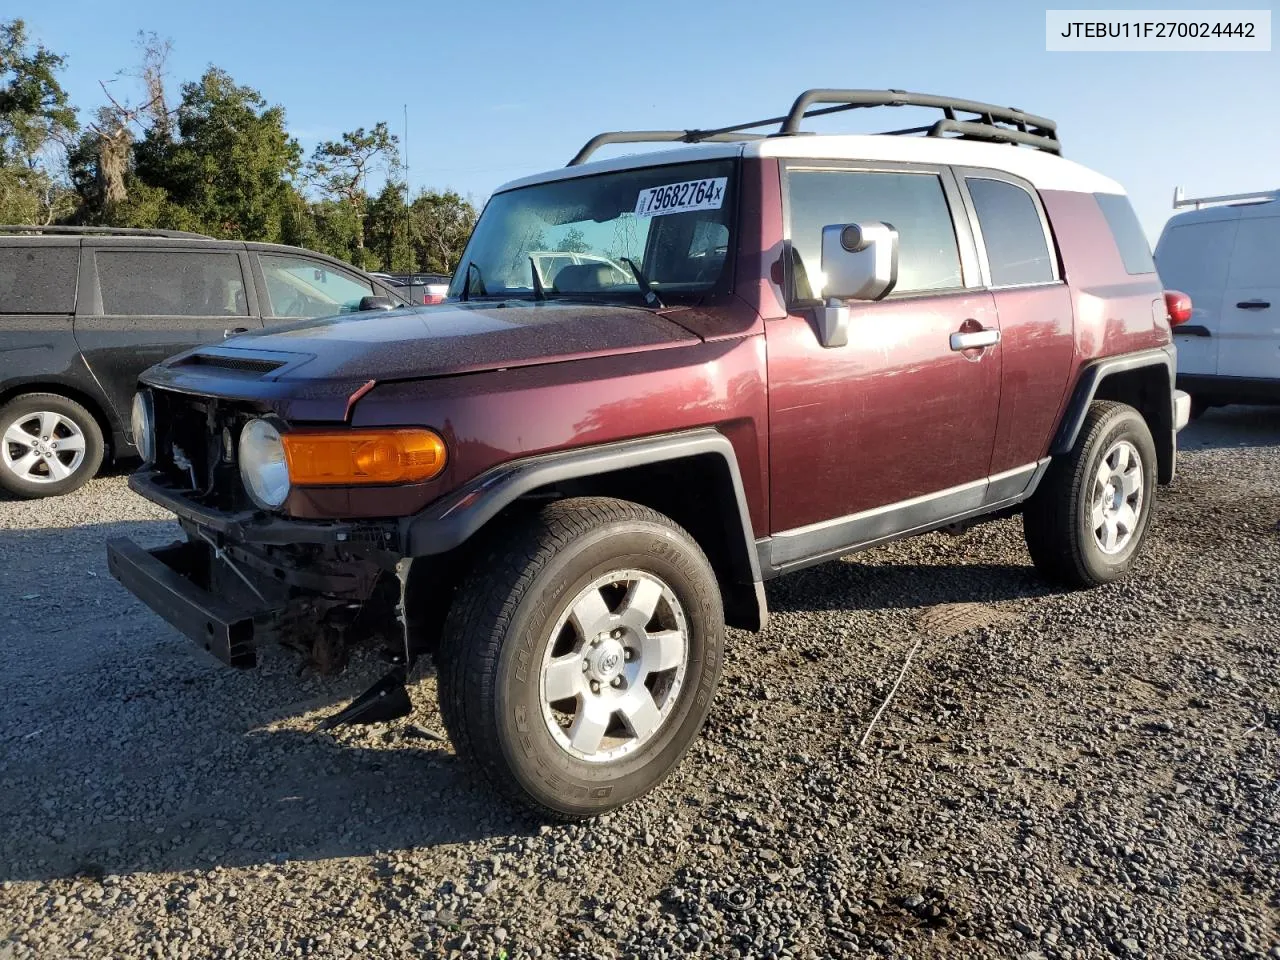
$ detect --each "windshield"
[449,159,736,302]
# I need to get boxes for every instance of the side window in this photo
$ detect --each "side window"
[1094,193,1156,275]
[966,178,1055,286]
[0,246,79,314]
[259,255,373,318]
[1225,218,1280,288]
[97,251,248,317]
[787,169,962,300]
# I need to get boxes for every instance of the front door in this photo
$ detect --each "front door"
[766,164,1001,567]
[74,245,261,423]
[1217,213,1280,380]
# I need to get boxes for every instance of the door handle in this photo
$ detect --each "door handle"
[1236,300,1271,310]
[950,328,1000,351]
[224,327,249,338]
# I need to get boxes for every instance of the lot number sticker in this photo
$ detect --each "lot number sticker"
[634,177,727,217]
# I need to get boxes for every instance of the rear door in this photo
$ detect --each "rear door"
[74,244,261,422]
[1154,217,1237,377]
[958,171,1076,476]
[1217,211,1280,380]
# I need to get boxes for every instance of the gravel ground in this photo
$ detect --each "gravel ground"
[1,408,1277,960]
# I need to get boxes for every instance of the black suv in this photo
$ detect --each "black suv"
[0,226,404,498]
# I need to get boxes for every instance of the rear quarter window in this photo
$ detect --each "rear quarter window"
[1095,193,1156,275]
[0,245,79,314]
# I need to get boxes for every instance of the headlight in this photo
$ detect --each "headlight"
[238,419,290,509]
[130,391,154,463]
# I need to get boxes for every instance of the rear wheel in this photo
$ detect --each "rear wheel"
[0,393,104,499]
[1023,401,1157,587]
[436,497,724,819]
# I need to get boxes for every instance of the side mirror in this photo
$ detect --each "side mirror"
[358,295,396,312]
[816,222,899,348]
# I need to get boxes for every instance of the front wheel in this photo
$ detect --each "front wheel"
[436,497,725,819]
[1023,401,1157,587]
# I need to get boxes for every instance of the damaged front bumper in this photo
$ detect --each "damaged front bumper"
[110,471,415,727]
[106,537,266,667]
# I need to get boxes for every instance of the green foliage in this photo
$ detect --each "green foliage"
[136,67,302,240]
[408,189,478,274]
[366,180,414,273]
[556,227,590,254]
[0,19,78,224]
[1,23,478,275]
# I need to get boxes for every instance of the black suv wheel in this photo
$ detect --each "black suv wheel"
[436,497,725,819]
[0,393,104,499]
[1023,401,1157,587]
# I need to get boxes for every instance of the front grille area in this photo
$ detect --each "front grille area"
[151,390,251,512]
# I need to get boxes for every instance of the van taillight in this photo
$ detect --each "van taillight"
[423,293,446,305]
[1164,290,1193,325]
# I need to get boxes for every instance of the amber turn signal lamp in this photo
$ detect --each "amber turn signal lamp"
[282,428,447,486]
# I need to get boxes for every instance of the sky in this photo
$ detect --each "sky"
[13,0,1280,242]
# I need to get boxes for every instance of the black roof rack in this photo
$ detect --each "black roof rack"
[567,88,1060,166]
[0,224,212,240]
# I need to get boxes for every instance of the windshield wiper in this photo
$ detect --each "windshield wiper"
[460,262,483,302]
[528,256,548,302]
[619,257,664,308]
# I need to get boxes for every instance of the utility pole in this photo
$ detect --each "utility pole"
[404,103,412,272]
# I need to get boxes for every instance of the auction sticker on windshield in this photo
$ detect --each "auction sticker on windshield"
[634,177,727,217]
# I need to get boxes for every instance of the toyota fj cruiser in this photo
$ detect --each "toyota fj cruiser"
[108,90,1193,818]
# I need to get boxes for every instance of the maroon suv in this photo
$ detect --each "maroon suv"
[109,90,1192,818]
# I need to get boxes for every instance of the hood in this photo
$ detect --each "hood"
[206,301,701,382]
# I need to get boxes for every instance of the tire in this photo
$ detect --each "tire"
[437,497,725,819]
[1023,401,1157,588]
[0,393,104,499]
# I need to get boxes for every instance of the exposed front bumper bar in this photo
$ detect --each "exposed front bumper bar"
[127,471,396,549]
[1173,389,1192,431]
[106,537,265,667]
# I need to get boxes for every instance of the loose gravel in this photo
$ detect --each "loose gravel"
[1,408,1277,959]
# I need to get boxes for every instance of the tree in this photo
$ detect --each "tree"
[66,33,173,222]
[556,227,590,253]
[408,189,477,274]
[134,67,301,239]
[306,123,398,268]
[0,19,78,223]
[365,179,413,272]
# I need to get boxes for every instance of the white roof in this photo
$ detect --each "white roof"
[496,136,1124,196]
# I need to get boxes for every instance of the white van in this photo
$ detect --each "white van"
[1154,187,1280,416]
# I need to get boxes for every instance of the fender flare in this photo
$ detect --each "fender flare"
[1051,345,1175,455]
[399,427,763,583]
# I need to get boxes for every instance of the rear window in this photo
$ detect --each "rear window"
[966,178,1055,286]
[0,245,79,314]
[1095,193,1156,275]
[97,250,248,317]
